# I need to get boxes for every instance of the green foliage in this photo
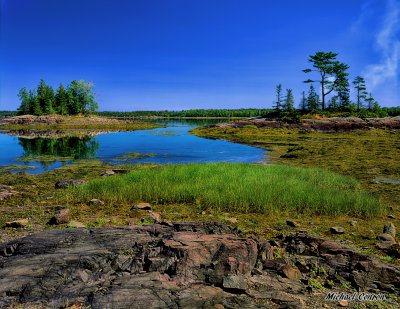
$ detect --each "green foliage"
[273,84,283,111]
[306,85,320,110]
[16,79,98,116]
[303,51,349,110]
[95,108,276,118]
[353,76,368,111]
[282,88,295,112]
[69,163,381,216]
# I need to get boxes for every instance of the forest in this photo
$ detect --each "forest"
[16,79,98,116]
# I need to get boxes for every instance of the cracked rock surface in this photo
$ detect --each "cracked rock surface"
[0,221,399,308]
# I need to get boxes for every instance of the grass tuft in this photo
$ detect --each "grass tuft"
[68,163,381,217]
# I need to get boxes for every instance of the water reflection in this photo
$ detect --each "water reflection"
[17,136,99,170]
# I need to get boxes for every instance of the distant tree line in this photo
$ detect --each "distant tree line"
[274,51,387,118]
[96,108,274,118]
[17,79,98,116]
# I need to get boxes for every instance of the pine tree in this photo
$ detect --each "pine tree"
[365,93,375,110]
[17,87,30,115]
[30,90,42,115]
[282,89,294,112]
[353,76,368,111]
[55,84,69,115]
[273,84,283,112]
[328,96,338,111]
[37,79,47,113]
[303,51,349,110]
[306,85,320,111]
[43,85,55,114]
[299,91,307,112]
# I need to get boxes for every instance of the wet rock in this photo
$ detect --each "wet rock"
[377,233,395,242]
[88,199,105,206]
[5,219,28,228]
[349,220,357,226]
[330,226,345,234]
[55,179,88,189]
[286,220,299,227]
[383,222,396,238]
[48,208,69,225]
[131,202,152,210]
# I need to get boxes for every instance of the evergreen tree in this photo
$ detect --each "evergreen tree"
[30,90,42,115]
[353,76,368,111]
[37,79,47,113]
[43,85,55,114]
[282,89,294,112]
[55,84,69,115]
[328,96,338,111]
[365,92,375,110]
[299,91,307,112]
[17,87,30,115]
[306,85,320,110]
[303,51,349,110]
[273,84,283,112]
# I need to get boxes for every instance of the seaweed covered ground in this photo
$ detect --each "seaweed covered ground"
[190,125,400,263]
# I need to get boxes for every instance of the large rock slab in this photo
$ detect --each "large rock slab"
[0,222,399,308]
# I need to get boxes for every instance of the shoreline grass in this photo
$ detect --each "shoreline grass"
[68,163,381,217]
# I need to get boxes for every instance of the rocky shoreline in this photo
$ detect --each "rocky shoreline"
[1,221,399,308]
[212,116,400,132]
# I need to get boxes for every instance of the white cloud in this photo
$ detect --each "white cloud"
[363,0,400,90]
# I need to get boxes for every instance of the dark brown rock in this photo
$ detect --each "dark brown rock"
[55,179,88,189]
[48,208,69,225]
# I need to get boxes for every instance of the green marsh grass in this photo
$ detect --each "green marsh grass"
[69,163,381,216]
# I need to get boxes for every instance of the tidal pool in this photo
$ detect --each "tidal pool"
[0,120,267,174]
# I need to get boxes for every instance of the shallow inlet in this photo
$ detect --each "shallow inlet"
[0,119,267,174]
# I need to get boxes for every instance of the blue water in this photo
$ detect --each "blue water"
[0,120,267,174]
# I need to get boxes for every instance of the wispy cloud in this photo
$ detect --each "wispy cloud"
[363,0,400,90]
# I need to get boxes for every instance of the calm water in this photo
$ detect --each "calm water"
[0,119,267,174]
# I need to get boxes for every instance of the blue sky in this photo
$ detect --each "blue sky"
[1,0,399,111]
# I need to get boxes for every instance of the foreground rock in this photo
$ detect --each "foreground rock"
[48,208,69,225]
[0,222,399,308]
[55,179,88,189]
[0,185,19,200]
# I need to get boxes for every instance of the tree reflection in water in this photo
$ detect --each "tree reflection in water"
[17,135,100,170]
